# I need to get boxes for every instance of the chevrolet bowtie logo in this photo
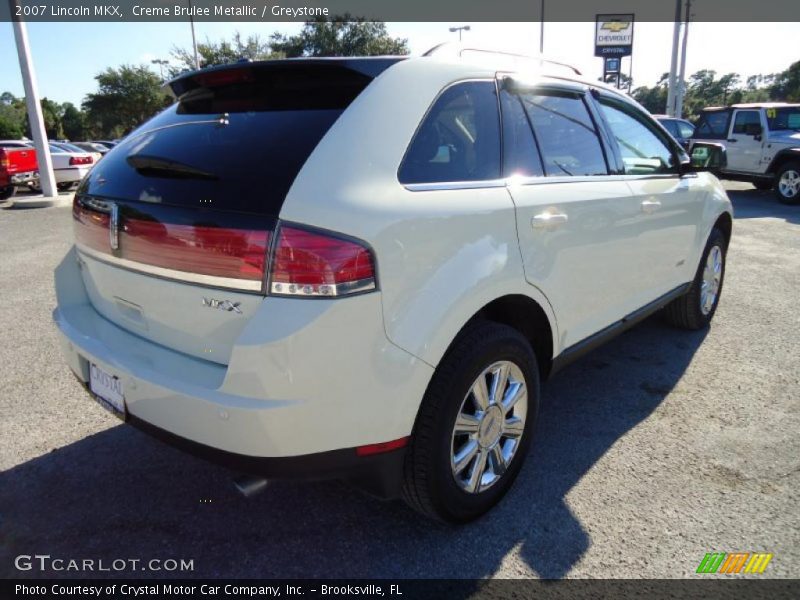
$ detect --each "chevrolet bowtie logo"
[601,21,631,33]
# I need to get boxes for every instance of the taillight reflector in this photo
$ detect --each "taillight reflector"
[69,156,93,166]
[269,226,376,297]
[121,219,270,282]
[356,437,409,457]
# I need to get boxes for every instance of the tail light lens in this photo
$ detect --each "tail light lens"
[269,225,376,297]
[70,156,93,166]
[0,156,8,169]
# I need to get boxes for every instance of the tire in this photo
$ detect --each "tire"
[0,185,15,201]
[663,227,727,330]
[752,179,773,191]
[401,320,540,522]
[775,161,800,205]
[57,182,75,192]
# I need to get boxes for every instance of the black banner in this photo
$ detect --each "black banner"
[1,0,799,23]
[3,579,800,600]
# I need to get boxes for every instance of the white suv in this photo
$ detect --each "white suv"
[54,46,733,522]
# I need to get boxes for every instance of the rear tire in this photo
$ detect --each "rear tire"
[775,161,800,205]
[402,320,539,522]
[0,185,15,201]
[663,227,727,330]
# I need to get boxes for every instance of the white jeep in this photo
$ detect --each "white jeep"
[54,45,733,522]
[691,103,800,204]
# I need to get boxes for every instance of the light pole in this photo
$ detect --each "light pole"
[675,0,692,119]
[666,0,682,116]
[10,3,56,199]
[151,59,169,80]
[188,0,199,69]
[449,25,471,42]
[540,0,545,55]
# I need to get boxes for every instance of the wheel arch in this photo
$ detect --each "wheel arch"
[439,293,556,380]
[713,211,733,249]
[766,148,800,175]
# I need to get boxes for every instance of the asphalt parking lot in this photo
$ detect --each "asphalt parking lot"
[0,183,798,580]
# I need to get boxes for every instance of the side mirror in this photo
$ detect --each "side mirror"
[744,123,763,137]
[682,142,727,174]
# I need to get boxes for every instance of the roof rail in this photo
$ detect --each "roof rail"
[422,42,582,76]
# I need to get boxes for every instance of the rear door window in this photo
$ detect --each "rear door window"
[517,91,608,177]
[399,81,501,184]
[500,89,544,178]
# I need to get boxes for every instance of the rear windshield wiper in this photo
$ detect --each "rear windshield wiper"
[126,155,218,181]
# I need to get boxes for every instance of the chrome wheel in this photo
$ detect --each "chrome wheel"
[450,361,527,494]
[778,169,800,199]
[700,245,723,315]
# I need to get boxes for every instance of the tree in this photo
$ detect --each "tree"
[61,103,86,140]
[83,65,171,138]
[0,92,26,138]
[269,16,409,57]
[169,32,280,77]
[40,97,65,139]
[770,60,800,102]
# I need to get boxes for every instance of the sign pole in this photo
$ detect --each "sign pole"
[666,0,682,116]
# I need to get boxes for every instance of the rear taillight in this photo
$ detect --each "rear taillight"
[69,156,93,166]
[0,156,8,169]
[269,225,376,297]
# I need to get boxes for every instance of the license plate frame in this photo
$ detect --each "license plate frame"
[89,363,126,418]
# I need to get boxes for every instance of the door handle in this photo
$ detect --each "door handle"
[532,212,568,230]
[641,199,662,214]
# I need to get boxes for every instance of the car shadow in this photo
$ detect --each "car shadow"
[727,188,800,224]
[0,317,706,581]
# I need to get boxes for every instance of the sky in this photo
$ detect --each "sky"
[0,21,797,107]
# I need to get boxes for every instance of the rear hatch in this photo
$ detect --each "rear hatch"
[72,59,400,365]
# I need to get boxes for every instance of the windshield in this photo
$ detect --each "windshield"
[766,107,800,132]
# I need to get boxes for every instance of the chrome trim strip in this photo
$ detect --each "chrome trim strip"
[109,203,119,250]
[75,244,264,293]
[404,179,507,192]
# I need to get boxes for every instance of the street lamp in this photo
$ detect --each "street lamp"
[449,25,471,42]
[151,59,169,79]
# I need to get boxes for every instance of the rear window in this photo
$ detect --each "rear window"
[694,111,731,139]
[79,63,386,215]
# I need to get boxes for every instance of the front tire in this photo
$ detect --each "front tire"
[775,161,800,205]
[402,321,539,522]
[663,227,727,330]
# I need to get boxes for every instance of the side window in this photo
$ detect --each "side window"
[661,120,679,137]
[677,121,695,139]
[399,81,501,184]
[732,110,761,134]
[598,99,678,175]
[499,89,543,178]
[518,91,608,177]
[695,111,731,139]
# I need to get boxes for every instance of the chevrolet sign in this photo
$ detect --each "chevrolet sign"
[595,14,634,57]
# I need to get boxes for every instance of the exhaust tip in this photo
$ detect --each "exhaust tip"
[234,475,269,498]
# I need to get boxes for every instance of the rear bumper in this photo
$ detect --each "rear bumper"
[55,166,91,183]
[53,247,433,490]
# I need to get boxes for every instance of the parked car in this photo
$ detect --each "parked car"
[54,47,733,522]
[92,140,118,149]
[654,115,695,149]
[71,141,111,156]
[0,146,38,199]
[51,142,103,166]
[30,143,94,192]
[691,103,800,204]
